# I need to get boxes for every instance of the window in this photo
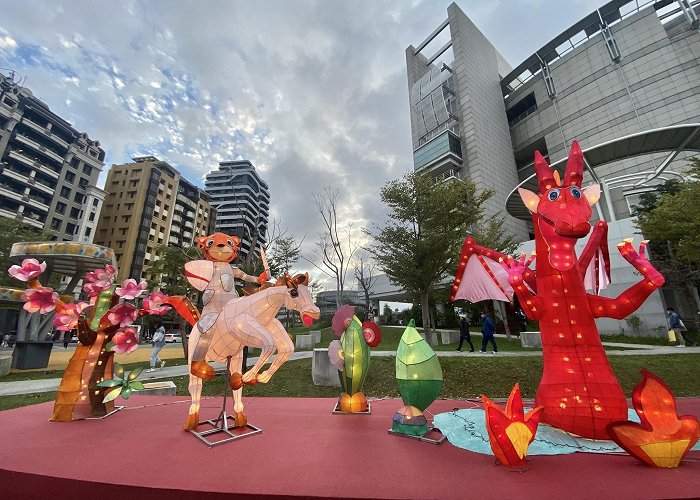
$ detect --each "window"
[74,192,84,204]
[55,201,66,214]
[50,218,61,230]
[92,198,99,207]
[70,207,81,219]
[85,227,92,237]
[59,186,70,199]
[88,212,95,222]
[66,223,77,234]
[82,165,92,176]
[65,171,75,183]
[78,178,88,188]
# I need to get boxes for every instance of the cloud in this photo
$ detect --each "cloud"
[0,0,604,290]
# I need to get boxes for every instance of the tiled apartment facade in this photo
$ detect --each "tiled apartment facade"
[94,157,215,282]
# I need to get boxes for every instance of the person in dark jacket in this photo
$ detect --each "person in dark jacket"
[667,307,695,347]
[479,311,497,354]
[456,315,474,352]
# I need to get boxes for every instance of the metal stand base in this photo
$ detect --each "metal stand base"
[190,413,262,448]
[388,426,447,445]
[189,356,262,448]
[332,401,372,415]
[86,405,125,420]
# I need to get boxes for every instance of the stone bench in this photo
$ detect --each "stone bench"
[520,331,542,349]
[0,356,11,377]
[309,330,321,345]
[440,331,460,345]
[312,348,341,387]
[295,334,314,350]
[133,381,177,396]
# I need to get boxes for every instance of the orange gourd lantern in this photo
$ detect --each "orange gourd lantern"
[482,384,543,467]
[607,370,700,468]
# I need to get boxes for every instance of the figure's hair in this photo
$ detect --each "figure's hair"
[666,307,674,312]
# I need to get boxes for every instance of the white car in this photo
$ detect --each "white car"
[164,333,181,343]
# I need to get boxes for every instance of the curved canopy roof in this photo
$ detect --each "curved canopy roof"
[9,241,116,278]
[506,123,700,220]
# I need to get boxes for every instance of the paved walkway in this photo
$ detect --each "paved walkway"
[1,338,698,397]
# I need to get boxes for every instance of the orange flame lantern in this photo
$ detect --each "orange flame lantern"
[606,370,700,468]
[482,384,544,467]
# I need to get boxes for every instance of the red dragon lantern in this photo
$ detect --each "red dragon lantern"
[452,141,665,439]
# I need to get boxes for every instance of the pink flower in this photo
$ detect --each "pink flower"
[53,302,89,331]
[111,327,139,355]
[106,303,139,327]
[141,291,171,315]
[83,281,109,296]
[115,279,148,300]
[83,265,116,295]
[21,287,59,314]
[8,259,46,282]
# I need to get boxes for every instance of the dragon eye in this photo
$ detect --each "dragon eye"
[290,289,299,298]
[548,189,560,201]
[226,239,233,246]
[570,186,581,199]
[206,240,214,247]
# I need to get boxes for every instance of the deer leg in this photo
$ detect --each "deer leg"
[257,319,295,383]
[184,373,203,431]
[228,351,247,427]
[230,317,276,383]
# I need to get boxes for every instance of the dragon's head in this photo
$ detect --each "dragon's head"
[518,140,601,271]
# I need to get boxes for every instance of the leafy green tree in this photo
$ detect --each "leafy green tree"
[636,158,700,316]
[268,235,302,278]
[145,244,202,357]
[366,173,514,338]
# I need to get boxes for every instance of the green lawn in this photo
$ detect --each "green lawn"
[4,353,699,412]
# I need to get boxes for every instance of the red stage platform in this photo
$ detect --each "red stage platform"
[0,396,698,499]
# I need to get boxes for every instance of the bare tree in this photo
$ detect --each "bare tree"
[354,252,378,320]
[305,187,359,308]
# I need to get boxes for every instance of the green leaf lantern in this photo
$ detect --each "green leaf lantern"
[393,319,443,436]
[329,305,382,413]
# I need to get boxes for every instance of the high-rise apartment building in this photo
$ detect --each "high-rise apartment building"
[204,160,270,258]
[0,72,106,242]
[94,156,215,282]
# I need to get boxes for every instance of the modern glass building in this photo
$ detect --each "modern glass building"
[406,0,700,333]
[204,160,270,259]
[407,0,700,241]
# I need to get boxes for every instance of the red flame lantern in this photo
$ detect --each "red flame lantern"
[607,370,700,468]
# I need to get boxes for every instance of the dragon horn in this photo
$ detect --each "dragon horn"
[534,150,556,193]
[564,140,584,187]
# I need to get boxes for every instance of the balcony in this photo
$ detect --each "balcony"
[15,134,65,164]
[9,150,60,178]
[21,118,70,149]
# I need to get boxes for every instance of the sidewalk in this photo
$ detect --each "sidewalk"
[1,341,698,397]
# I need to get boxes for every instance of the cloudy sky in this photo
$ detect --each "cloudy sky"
[1,0,604,290]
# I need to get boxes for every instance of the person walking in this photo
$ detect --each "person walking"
[63,330,71,349]
[148,324,167,372]
[456,315,474,352]
[667,307,695,347]
[479,311,497,354]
